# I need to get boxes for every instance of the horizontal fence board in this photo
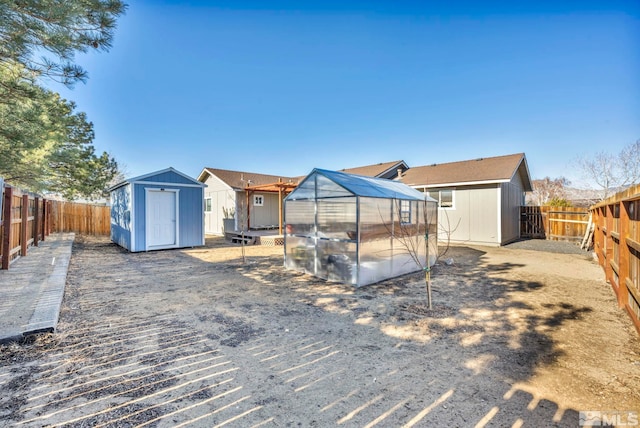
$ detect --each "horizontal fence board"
[591,183,640,334]
[521,206,588,241]
[50,201,110,236]
[1,182,49,269]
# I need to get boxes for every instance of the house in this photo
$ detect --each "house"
[197,161,409,236]
[284,169,438,286]
[399,153,533,246]
[110,167,206,252]
[197,168,298,235]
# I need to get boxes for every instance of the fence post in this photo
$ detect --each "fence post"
[605,203,615,295]
[34,197,40,246]
[0,178,3,224]
[21,193,28,256]
[2,186,13,269]
[43,199,49,238]
[619,200,630,308]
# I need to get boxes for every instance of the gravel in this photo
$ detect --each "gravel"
[504,238,590,255]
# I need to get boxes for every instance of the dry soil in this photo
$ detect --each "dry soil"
[0,236,639,427]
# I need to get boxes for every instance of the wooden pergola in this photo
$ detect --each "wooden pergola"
[244,178,297,234]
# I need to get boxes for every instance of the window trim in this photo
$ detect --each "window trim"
[424,188,455,210]
[400,200,412,224]
[204,198,212,212]
[253,194,264,207]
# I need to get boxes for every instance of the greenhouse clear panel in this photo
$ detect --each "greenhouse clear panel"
[316,197,357,240]
[285,200,315,236]
[316,173,353,198]
[287,175,316,200]
[358,197,393,285]
[285,235,316,274]
[316,239,357,284]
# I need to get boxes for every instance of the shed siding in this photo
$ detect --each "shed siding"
[133,183,204,251]
[133,184,146,251]
[177,185,205,245]
[140,170,196,185]
[110,184,132,250]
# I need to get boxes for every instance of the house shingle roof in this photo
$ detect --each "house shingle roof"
[201,154,532,192]
[200,168,298,190]
[340,160,406,177]
[200,160,407,190]
[400,153,532,190]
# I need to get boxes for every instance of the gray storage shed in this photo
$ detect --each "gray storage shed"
[110,167,206,252]
[284,169,438,287]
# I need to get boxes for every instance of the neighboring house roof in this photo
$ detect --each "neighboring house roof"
[340,160,408,178]
[198,167,298,190]
[400,153,533,191]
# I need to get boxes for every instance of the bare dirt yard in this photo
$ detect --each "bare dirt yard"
[1,236,639,427]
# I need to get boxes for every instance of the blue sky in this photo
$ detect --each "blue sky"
[53,1,639,187]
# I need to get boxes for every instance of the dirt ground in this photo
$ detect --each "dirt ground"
[1,236,639,427]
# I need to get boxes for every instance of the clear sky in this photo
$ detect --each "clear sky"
[53,0,640,187]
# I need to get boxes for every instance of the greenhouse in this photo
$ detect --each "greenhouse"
[284,169,438,287]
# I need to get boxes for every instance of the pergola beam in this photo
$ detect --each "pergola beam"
[244,179,297,233]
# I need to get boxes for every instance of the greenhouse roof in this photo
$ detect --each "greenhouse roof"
[288,168,437,201]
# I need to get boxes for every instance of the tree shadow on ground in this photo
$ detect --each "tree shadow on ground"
[1,237,602,427]
[184,242,592,426]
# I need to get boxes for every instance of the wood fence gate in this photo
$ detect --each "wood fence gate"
[520,206,589,241]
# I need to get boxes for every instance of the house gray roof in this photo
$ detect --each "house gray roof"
[400,153,533,191]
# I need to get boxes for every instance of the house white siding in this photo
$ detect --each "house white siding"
[235,191,280,230]
[436,185,501,246]
[501,174,525,245]
[203,175,236,235]
[251,192,280,228]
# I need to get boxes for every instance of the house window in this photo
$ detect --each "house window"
[253,195,264,206]
[440,190,453,208]
[204,198,212,212]
[400,200,411,224]
[427,189,454,208]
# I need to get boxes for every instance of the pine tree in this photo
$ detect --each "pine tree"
[0,0,127,86]
[0,64,118,199]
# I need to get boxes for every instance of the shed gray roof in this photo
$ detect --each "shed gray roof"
[109,167,205,192]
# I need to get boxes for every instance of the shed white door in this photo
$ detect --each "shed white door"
[146,189,178,248]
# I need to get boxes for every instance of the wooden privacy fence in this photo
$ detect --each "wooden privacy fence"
[1,180,52,269]
[591,183,640,334]
[50,201,110,236]
[1,179,111,269]
[520,206,589,241]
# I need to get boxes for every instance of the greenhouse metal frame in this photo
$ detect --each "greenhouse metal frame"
[284,169,438,287]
